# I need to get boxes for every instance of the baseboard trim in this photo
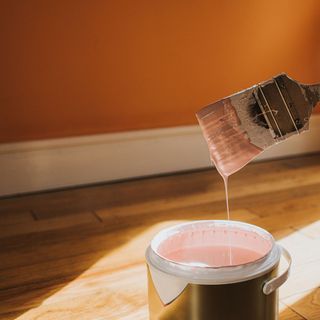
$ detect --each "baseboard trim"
[1,115,320,197]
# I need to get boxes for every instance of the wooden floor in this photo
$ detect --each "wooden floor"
[1,154,320,319]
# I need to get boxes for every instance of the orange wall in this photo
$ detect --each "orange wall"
[0,1,319,143]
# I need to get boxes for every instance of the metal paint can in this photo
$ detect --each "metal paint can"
[146,220,291,320]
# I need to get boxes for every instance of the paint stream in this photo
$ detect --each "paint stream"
[223,175,230,220]
[213,160,231,221]
[222,174,232,265]
[214,163,232,264]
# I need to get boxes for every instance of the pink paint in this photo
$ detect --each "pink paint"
[197,98,262,178]
[156,222,272,267]
[165,245,262,267]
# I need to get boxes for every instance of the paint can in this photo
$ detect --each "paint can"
[146,220,291,320]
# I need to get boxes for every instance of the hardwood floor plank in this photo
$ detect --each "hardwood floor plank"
[280,302,305,320]
[0,211,34,226]
[283,289,320,320]
[0,211,100,238]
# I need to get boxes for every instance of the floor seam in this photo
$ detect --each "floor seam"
[29,209,38,221]
[284,304,308,320]
[91,210,103,223]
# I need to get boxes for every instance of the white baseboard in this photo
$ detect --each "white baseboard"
[1,115,320,197]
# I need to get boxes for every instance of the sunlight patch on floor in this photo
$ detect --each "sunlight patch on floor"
[15,219,320,320]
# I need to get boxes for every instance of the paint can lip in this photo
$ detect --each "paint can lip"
[152,220,275,268]
[147,220,281,285]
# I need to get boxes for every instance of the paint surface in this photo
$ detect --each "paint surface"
[156,223,272,267]
[165,245,262,267]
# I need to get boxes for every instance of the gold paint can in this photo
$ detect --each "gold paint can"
[146,220,291,320]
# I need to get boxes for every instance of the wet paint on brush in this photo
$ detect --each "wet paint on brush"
[197,95,264,178]
[197,74,318,180]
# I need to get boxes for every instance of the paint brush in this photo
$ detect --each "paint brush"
[196,73,320,176]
